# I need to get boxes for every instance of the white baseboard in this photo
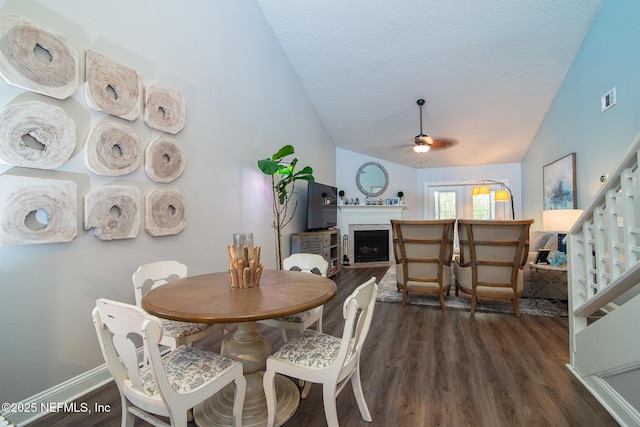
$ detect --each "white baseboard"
[3,364,113,426]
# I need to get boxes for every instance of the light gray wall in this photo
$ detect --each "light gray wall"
[0,0,336,403]
[522,0,640,222]
[336,147,418,218]
[336,146,522,221]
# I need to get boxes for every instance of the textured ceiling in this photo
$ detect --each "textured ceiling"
[256,0,602,168]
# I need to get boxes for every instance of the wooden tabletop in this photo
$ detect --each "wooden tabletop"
[141,269,337,323]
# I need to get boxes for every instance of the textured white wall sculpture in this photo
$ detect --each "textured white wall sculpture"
[0,15,79,99]
[144,188,186,236]
[84,185,140,240]
[84,50,141,121]
[143,83,186,134]
[144,135,185,183]
[0,175,77,246]
[84,118,142,176]
[0,101,76,169]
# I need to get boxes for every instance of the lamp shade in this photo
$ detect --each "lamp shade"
[413,144,430,153]
[542,209,584,232]
[477,185,490,195]
[494,189,510,201]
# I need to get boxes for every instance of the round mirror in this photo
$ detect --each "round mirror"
[356,162,389,197]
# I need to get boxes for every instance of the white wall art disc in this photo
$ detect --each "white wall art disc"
[84,185,140,240]
[0,15,79,99]
[144,188,186,237]
[143,83,186,134]
[0,175,77,246]
[0,101,76,169]
[84,50,141,121]
[84,118,142,176]
[144,135,185,183]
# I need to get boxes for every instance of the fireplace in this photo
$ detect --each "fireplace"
[354,229,389,263]
[339,205,405,266]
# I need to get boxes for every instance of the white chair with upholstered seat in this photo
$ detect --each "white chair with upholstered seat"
[258,253,329,343]
[263,277,378,427]
[133,260,224,349]
[92,298,246,427]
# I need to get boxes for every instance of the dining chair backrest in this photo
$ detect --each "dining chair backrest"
[94,298,151,399]
[337,277,378,380]
[282,253,328,277]
[132,260,188,306]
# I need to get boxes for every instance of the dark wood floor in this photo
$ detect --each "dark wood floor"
[32,266,618,427]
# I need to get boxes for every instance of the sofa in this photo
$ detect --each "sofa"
[523,230,561,298]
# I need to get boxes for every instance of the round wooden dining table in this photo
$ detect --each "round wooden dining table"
[142,269,337,427]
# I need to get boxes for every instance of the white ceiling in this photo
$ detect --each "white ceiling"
[256,0,602,169]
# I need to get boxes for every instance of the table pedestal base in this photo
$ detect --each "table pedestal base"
[193,322,300,427]
[194,374,299,427]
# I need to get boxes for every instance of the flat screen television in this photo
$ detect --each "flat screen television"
[306,181,338,231]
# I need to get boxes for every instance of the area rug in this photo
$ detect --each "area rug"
[376,268,568,317]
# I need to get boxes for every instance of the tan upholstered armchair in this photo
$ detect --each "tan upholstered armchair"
[454,219,533,317]
[391,219,456,308]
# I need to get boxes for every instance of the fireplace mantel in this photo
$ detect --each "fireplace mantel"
[338,205,405,265]
[338,205,406,231]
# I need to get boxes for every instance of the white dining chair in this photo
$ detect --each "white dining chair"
[133,260,224,349]
[263,277,378,427]
[92,298,246,427]
[258,253,328,343]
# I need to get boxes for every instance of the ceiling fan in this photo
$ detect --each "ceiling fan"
[413,98,458,153]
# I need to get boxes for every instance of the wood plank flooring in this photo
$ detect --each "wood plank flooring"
[31,266,618,427]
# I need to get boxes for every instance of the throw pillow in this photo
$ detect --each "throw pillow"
[530,231,552,252]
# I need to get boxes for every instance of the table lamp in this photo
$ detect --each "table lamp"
[542,209,583,253]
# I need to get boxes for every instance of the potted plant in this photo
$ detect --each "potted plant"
[258,145,314,269]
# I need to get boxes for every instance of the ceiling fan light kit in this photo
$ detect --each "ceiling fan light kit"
[413,144,430,153]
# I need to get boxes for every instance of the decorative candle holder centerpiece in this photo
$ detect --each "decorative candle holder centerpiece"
[228,232,263,288]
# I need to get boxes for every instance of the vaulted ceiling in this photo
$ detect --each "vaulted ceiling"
[256,1,602,168]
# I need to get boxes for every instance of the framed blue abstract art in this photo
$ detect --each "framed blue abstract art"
[543,153,577,210]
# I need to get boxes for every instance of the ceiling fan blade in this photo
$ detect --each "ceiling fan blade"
[427,137,458,151]
[413,135,458,151]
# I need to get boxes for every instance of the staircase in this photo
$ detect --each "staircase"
[567,132,640,426]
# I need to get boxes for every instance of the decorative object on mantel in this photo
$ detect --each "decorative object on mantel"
[84,49,142,121]
[0,101,76,169]
[257,144,314,269]
[0,175,77,246]
[144,135,185,183]
[0,15,79,99]
[84,185,140,240]
[143,82,186,134]
[228,232,263,288]
[144,188,186,236]
[84,118,142,176]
